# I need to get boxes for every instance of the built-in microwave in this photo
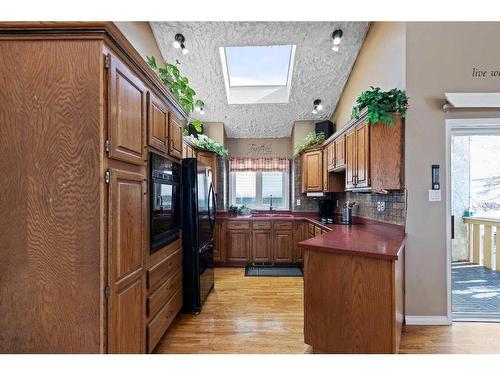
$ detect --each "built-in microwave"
[150,152,181,253]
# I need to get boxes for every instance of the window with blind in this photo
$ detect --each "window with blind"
[229,158,290,210]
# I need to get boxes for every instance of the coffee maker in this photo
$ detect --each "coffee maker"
[318,199,334,224]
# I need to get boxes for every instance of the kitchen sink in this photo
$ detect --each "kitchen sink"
[251,213,294,218]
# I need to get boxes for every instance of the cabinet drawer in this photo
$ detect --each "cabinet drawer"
[227,221,250,230]
[148,248,182,290]
[147,269,182,318]
[252,221,272,230]
[273,221,293,231]
[147,287,182,352]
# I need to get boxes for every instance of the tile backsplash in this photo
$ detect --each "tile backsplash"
[335,191,407,226]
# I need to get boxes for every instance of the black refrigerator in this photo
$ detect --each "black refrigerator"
[181,158,216,313]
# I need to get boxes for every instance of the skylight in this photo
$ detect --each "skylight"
[219,45,296,104]
[224,45,293,87]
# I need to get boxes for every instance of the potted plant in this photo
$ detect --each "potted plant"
[295,131,326,156]
[188,119,204,138]
[146,56,205,116]
[351,87,409,127]
[186,134,229,157]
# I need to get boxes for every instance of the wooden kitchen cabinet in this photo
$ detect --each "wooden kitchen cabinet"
[108,52,148,165]
[0,23,189,353]
[227,230,251,263]
[345,122,370,190]
[354,122,370,188]
[147,91,169,153]
[273,231,294,263]
[334,136,345,170]
[183,140,197,158]
[293,222,308,263]
[168,112,184,159]
[197,150,218,192]
[108,168,147,353]
[301,148,323,192]
[326,141,335,172]
[252,230,273,262]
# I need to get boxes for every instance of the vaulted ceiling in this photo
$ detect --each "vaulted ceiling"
[150,22,369,138]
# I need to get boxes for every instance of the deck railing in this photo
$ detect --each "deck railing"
[463,216,500,270]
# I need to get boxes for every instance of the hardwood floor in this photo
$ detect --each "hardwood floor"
[154,267,500,354]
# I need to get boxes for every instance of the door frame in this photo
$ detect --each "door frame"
[445,118,500,322]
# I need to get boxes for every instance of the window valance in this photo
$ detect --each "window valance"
[229,157,289,173]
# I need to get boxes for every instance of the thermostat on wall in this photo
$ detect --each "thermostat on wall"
[429,189,441,202]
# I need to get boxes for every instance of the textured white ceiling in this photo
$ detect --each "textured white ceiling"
[150,22,369,138]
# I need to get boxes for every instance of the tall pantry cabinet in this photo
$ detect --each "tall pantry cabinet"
[0,23,186,353]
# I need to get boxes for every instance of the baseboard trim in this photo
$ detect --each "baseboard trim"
[405,315,451,325]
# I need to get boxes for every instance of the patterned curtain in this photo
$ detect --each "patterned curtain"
[229,157,289,173]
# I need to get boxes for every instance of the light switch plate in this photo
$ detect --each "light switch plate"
[429,189,441,202]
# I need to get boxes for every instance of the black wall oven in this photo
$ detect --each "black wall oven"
[150,152,181,253]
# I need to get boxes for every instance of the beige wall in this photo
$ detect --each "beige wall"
[203,122,226,147]
[226,138,292,158]
[291,120,316,154]
[405,22,500,317]
[114,22,164,64]
[331,22,406,128]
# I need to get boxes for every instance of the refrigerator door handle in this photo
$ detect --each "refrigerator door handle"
[207,183,214,231]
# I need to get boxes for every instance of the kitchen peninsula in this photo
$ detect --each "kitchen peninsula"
[299,220,406,353]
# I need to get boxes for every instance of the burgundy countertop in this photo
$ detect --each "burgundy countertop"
[216,211,406,261]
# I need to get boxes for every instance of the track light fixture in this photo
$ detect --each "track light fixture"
[195,104,205,115]
[312,99,323,114]
[173,33,189,55]
[332,29,343,52]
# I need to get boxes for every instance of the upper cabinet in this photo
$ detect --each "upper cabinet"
[107,53,147,165]
[301,149,323,192]
[326,141,335,172]
[334,136,345,170]
[147,91,169,153]
[344,116,404,192]
[168,113,184,159]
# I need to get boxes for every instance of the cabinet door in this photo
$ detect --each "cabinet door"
[294,222,307,263]
[252,230,272,262]
[108,53,147,165]
[323,149,328,192]
[326,142,335,171]
[227,231,251,263]
[355,122,370,188]
[302,150,323,192]
[108,168,147,353]
[169,113,184,159]
[335,136,345,169]
[148,91,169,153]
[273,231,293,263]
[197,152,217,192]
[213,221,225,262]
[345,130,356,190]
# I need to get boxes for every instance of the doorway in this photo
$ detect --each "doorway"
[446,119,500,322]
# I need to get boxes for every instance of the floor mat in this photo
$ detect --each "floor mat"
[245,265,303,277]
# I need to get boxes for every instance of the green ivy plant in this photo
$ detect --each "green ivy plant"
[187,134,229,157]
[295,131,326,156]
[146,56,205,115]
[191,119,203,133]
[351,87,409,127]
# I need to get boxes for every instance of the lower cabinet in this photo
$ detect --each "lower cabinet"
[227,230,251,263]
[145,239,183,353]
[217,219,329,266]
[273,231,294,263]
[252,230,273,262]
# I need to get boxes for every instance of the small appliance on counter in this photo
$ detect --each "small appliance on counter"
[181,158,216,314]
[338,201,356,224]
[318,199,334,223]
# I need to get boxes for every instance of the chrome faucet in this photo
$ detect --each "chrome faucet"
[269,194,274,212]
